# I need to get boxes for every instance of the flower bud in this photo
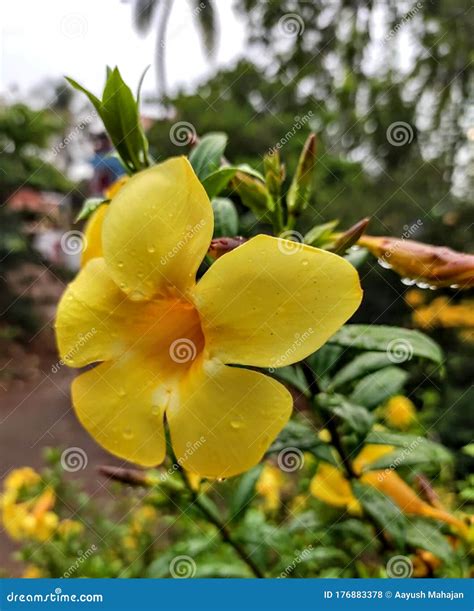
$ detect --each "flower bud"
[359,235,474,288]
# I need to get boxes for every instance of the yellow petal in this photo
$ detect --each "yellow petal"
[353,444,394,473]
[80,204,108,267]
[103,157,213,300]
[55,258,166,367]
[72,354,166,467]
[193,235,362,367]
[167,361,292,478]
[363,470,468,534]
[310,463,359,510]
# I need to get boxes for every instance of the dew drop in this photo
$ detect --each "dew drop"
[129,290,146,301]
[122,428,133,440]
[377,258,392,269]
[401,277,416,286]
[450,284,460,289]
[301,259,309,267]
[147,245,156,254]
[230,420,242,430]
[117,261,124,269]
[416,281,430,289]
[151,405,161,416]
[216,478,227,483]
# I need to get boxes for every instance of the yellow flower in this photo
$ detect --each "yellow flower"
[256,464,284,512]
[56,157,362,479]
[2,488,59,542]
[57,519,84,537]
[385,395,417,430]
[310,445,467,534]
[22,565,45,578]
[4,467,41,493]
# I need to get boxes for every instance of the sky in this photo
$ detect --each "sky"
[0,0,246,105]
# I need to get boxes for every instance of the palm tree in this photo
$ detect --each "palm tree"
[131,0,218,98]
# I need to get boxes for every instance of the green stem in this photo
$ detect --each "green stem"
[176,469,265,578]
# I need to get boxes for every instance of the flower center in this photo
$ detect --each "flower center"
[147,297,206,378]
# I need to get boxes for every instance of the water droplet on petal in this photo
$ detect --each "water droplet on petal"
[377,258,392,269]
[123,428,133,440]
[416,281,430,289]
[151,405,161,416]
[401,277,416,286]
[117,261,124,269]
[450,284,460,289]
[230,420,242,430]
[147,245,156,254]
[301,259,309,267]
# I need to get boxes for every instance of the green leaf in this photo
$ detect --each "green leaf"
[304,220,339,246]
[229,464,263,521]
[189,132,228,179]
[405,519,454,563]
[268,419,338,466]
[75,198,109,222]
[231,171,273,216]
[366,431,428,446]
[350,367,409,408]
[330,351,396,390]
[202,164,264,199]
[332,402,374,437]
[344,247,369,269]
[67,68,150,173]
[211,197,238,237]
[287,133,316,214]
[307,344,344,390]
[268,365,309,396]
[329,325,443,365]
[352,481,407,546]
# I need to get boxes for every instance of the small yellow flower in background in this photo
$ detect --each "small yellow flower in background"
[310,445,467,534]
[2,488,59,542]
[1,469,61,542]
[22,565,45,578]
[289,493,308,514]
[256,464,284,512]
[404,289,425,308]
[130,506,158,535]
[412,297,474,330]
[384,395,417,430]
[4,467,40,493]
[57,519,84,538]
[56,157,362,479]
